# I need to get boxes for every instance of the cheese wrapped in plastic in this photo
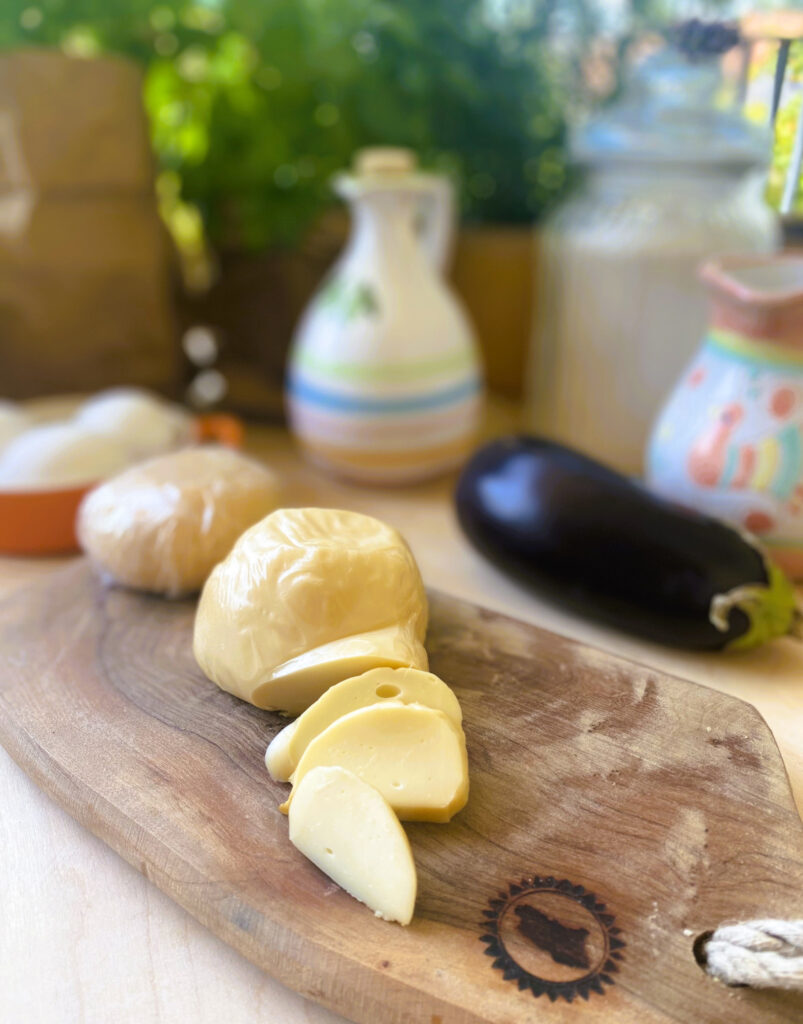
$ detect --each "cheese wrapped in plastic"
[78,446,282,596]
[193,508,429,713]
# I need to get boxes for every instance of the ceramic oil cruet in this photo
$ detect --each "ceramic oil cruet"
[286,147,483,484]
[648,255,803,579]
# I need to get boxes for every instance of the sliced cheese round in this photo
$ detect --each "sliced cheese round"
[265,667,462,782]
[78,446,282,596]
[282,702,469,823]
[288,765,416,925]
[193,508,429,713]
[265,719,300,779]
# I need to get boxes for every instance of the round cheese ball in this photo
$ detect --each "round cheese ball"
[193,508,429,714]
[0,401,31,454]
[0,423,130,490]
[75,388,192,460]
[78,446,282,596]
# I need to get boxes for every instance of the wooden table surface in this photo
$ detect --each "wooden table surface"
[2,407,802,1024]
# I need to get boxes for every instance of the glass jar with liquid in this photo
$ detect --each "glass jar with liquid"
[527,48,778,474]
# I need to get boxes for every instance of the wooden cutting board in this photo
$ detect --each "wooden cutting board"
[1,562,801,1024]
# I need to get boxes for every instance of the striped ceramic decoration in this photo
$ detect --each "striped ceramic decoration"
[286,148,483,484]
[288,352,481,484]
[647,256,803,578]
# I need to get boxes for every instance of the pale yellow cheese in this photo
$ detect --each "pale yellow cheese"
[288,765,416,925]
[282,702,469,823]
[78,446,282,596]
[265,719,299,779]
[265,667,463,782]
[193,508,429,713]
[250,624,426,716]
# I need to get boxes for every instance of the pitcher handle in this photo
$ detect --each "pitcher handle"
[417,176,456,277]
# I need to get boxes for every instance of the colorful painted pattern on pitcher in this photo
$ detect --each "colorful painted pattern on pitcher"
[287,350,482,484]
[648,329,803,577]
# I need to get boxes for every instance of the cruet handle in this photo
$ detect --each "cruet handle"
[417,176,456,277]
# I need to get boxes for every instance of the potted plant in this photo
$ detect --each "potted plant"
[4,0,582,408]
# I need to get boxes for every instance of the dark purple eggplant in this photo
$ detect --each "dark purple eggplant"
[455,436,797,651]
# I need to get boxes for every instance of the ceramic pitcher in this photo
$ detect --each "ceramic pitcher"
[286,148,482,484]
[647,255,803,578]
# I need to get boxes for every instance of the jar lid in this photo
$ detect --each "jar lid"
[573,49,771,170]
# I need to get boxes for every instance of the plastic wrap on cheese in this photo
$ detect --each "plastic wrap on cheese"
[77,446,282,596]
[193,507,429,713]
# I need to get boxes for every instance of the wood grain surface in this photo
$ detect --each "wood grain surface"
[0,561,801,1024]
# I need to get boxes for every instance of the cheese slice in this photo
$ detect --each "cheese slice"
[250,623,426,716]
[265,667,463,782]
[265,719,300,779]
[282,702,469,823]
[288,765,416,925]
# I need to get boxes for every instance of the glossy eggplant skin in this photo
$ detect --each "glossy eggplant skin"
[455,436,779,650]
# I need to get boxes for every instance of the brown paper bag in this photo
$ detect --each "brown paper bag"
[0,50,177,399]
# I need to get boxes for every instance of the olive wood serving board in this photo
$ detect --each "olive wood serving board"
[1,562,802,1024]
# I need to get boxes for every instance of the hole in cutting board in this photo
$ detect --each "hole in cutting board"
[693,931,714,971]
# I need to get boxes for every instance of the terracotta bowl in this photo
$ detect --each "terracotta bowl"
[0,414,243,557]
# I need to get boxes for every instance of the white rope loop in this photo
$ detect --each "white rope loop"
[703,919,803,991]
